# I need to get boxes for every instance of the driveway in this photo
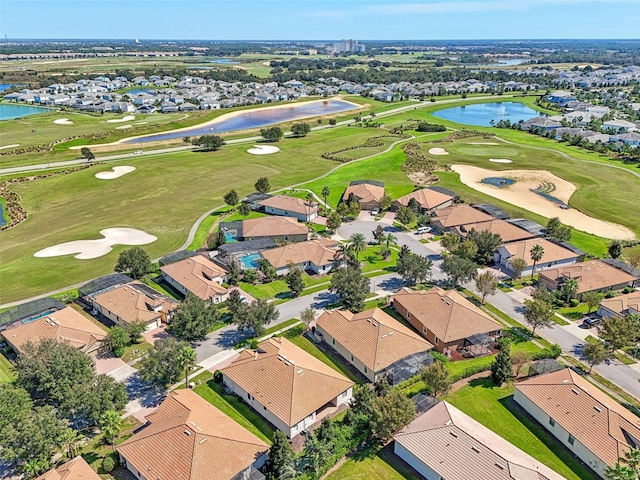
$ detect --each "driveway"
[95,354,128,376]
[143,325,170,345]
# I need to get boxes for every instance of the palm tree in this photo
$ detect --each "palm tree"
[623,448,640,475]
[348,233,367,261]
[561,278,579,304]
[605,463,636,480]
[321,186,330,209]
[100,410,123,450]
[24,458,48,479]
[529,244,545,279]
[60,427,82,459]
[179,345,197,388]
[380,232,397,260]
[305,193,315,221]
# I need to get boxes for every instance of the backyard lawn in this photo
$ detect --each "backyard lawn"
[325,444,419,480]
[446,377,598,480]
[0,354,16,383]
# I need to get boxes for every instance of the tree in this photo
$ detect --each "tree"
[523,298,555,336]
[330,264,370,312]
[236,299,279,337]
[300,307,316,329]
[475,270,499,303]
[466,229,503,265]
[583,291,605,314]
[179,345,197,388]
[372,224,385,244]
[99,410,123,449]
[442,254,478,287]
[227,261,240,286]
[328,118,337,126]
[491,346,512,385]
[582,340,610,373]
[440,232,460,252]
[628,252,640,268]
[238,202,251,219]
[223,189,239,207]
[265,430,294,480]
[139,337,191,387]
[420,361,452,398]
[407,197,421,214]
[257,257,277,282]
[192,134,225,151]
[254,176,271,193]
[379,232,397,260]
[80,147,95,160]
[226,289,247,323]
[609,240,623,259]
[560,278,579,303]
[285,263,305,297]
[326,211,342,231]
[260,126,283,142]
[0,384,33,432]
[598,315,638,352]
[510,257,528,279]
[125,319,147,344]
[108,326,130,352]
[546,217,572,242]
[606,448,640,480]
[529,244,545,279]
[369,390,416,441]
[114,247,152,279]
[396,206,417,226]
[171,294,222,340]
[380,194,392,212]
[291,122,311,137]
[348,233,367,261]
[397,252,433,286]
[454,239,478,261]
[511,350,531,378]
[321,186,330,208]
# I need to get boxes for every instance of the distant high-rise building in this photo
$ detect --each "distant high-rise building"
[332,39,365,54]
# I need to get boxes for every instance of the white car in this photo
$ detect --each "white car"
[134,150,143,155]
[371,208,380,216]
[416,226,432,234]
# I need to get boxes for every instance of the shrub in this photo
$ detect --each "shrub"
[623,287,635,294]
[569,298,580,307]
[102,454,116,473]
[213,370,223,383]
[430,351,449,363]
[604,290,616,298]
[113,347,125,358]
[250,339,259,350]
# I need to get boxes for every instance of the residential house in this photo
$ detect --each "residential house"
[597,291,640,319]
[89,281,178,331]
[494,238,580,277]
[342,180,385,211]
[392,187,457,213]
[260,239,341,276]
[602,119,637,133]
[258,194,318,222]
[315,307,433,383]
[392,287,502,356]
[2,306,108,358]
[546,90,577,105]
[222,216,309,243]
[36,456,101,480]
[539,260,638,296]
[514,368,640,478]
[393,401,566,480]
[454,219,535,244]
[430,204,494,234]
[117,390,268,480]
[611,132,640,147]
[522,118,563,131]
[160,255,229,304]
[222,337,354,438]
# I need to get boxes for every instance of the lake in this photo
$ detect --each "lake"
[431,102,546,127]
[0,104,51,121]
[126,99,359,144]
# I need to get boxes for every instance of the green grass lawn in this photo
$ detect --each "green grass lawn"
[557,303,590,321]
[190,371,274,443]
[325,444,419,480]
[446,378,598,480]
[0,354,16,383]
[120,341,153,364]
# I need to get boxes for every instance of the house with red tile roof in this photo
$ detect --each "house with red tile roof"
[160,255,229,304]
[36,456,100,480]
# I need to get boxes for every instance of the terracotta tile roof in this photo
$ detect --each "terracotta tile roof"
[316,308,433,372]
[392,287,502,343]
[394,401,566,480]
[222,337,354,427]
[515,368,640,468]
[160,256,228,300]
[261,239,339,269]
[455,219,534,243]
[539,260,637,294]
[395,188,455,211]
[117,389,267,480]
[342,183,385,204]
[432,205,493,228]
[3,306,107,355]
[599,292,640,316]
[242,216,309,238]
[259,195,318,216]
[499,238,579,267]
[36,456,100,480]
[93,281,178,324]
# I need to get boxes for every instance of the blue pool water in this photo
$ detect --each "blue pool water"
[125,99,359,143]
[224,232,236,243]
[482,177,515,188]
[127,88,155,95]
[240,253,261,269]
[0,104,51,121]
[431,102,546,127]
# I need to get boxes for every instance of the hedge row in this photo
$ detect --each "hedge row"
[321,134,410,163]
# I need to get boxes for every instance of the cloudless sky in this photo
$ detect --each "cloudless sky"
[3,0,640,40]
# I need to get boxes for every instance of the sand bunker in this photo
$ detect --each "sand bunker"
[247,145,280,155]
[95,166,136,180]
[133,122,148,125]
[116,124,133,130]
[469,142,500,145]
[53,118,73,125]
[428,147,449,156]
[34,228,156,260]
[0,144,20,150]
[107,115,136,123]
[489,159,513,163]
[452,165,635,240]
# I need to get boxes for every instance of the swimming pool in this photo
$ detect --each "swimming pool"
[240,253,261,269]
[224,232,237,243]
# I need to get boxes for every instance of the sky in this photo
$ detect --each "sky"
[3,0,640,40]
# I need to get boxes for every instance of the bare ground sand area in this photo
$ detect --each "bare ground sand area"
[0,144,20,150]
[34,228,156,260]
[247,145,280,155]
[489,159,513,163]
[115,124,133,130]
[95,166,136,180]
[469,142,500,145]
[53,118,73,125]
[428,147,449,155]
[106,115,136,123]
[451,165,635,240]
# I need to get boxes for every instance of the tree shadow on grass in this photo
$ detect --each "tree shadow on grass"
[467,376,496,389]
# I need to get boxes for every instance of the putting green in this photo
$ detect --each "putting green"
[453,145,521,157]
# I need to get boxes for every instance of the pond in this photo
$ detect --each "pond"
[431,102,546,127]
[0,104,51,121]
[125,98,359,144]
[481,177,515,188]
